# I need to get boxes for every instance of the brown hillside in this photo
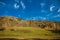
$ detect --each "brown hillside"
[0,16,60,30]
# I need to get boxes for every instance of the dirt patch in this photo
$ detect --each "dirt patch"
[0,38,60,40]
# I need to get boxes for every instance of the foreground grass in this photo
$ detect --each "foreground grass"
[0,27,60,39]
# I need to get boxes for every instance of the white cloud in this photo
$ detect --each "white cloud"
[57,8,60,12]
[14,3,19,9]
[50,5,55,11]
[20,1,26,9]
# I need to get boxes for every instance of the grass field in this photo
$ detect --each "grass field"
[0,27,60,39]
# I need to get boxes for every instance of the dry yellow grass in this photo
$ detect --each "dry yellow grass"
[0,27,60,39]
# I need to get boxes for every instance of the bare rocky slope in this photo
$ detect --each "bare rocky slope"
[0,16,60,30]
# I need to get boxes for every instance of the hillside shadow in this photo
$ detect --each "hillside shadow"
[49,30,60,34]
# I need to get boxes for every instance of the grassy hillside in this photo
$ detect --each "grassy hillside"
[0,27,60,39]
[0,16,60,40]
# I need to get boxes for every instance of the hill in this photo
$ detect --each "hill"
[0,16,60,30]
[0,16,60,40]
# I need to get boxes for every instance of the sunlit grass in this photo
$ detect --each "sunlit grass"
[0,27,60,39]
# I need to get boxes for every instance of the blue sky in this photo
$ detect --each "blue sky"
[0,0,60,21]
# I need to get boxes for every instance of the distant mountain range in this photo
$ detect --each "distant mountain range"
[0,16,60,30]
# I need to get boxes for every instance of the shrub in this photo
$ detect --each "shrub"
[10,29,16,31]
[0,28,5,31]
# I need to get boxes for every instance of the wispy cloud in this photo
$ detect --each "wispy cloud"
[53,14,60,18]
[50,5,55,11]
[15,0,19,3]
[57,8,60,12]
[26,16,47,20]
[14,3,19,9]
[29,0,32,2]
[20,1,26,9]
[18,15,20,17]
[0,2,6,5]
[46,13,53,16]
[39,16,46,20]
[26,17,37,20]
[41,10,47,13]
[40,3,45,7]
